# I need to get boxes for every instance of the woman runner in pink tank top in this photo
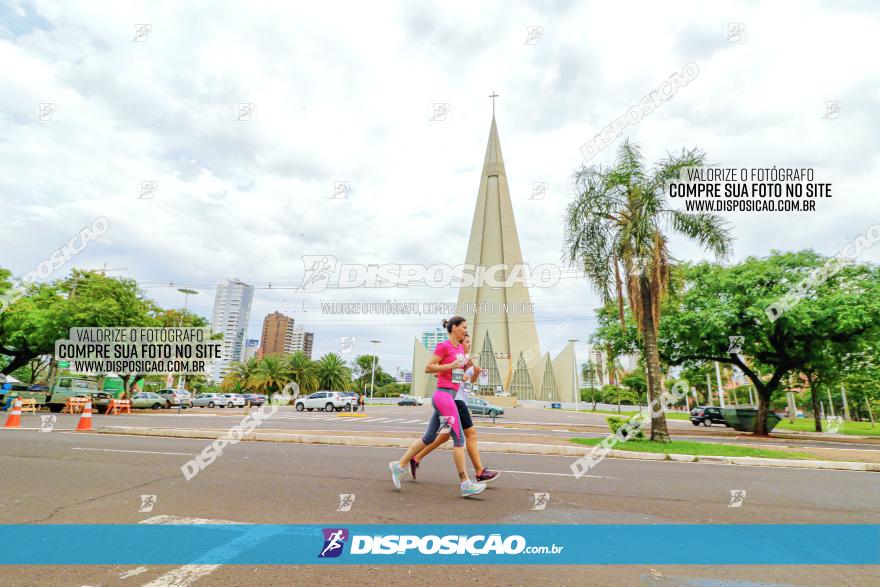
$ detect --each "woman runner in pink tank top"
[388,317,487,497]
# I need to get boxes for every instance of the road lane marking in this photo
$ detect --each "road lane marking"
[500,469,614,479]
[139,515,253,587]
[73,447,195,456]
[141,515,243,525]
[118,567,149,579]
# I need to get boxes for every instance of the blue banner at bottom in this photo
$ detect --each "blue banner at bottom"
[1,525,877,565]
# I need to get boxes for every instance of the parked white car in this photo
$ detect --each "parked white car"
[193,393,225,408]
[219,393,246,408]
[295,391,354,412]
[157,388,193,408]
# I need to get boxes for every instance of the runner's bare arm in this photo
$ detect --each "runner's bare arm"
[426,354,462,374]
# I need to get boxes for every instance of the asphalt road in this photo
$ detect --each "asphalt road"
[0,427,877,586]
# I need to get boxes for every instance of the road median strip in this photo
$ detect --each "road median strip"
[96,426,880,472]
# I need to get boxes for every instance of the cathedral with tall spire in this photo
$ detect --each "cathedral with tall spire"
[411,112,577,403]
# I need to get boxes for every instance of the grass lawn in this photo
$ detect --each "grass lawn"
[569,437,813,459]
[558,407,692,420]
[773,418,880,436]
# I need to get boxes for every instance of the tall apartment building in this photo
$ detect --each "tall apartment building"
[209,279,254,382]
[289,328,314,359]
[242,339,260,362]
[260,311,296,356]
[421,328,447,351]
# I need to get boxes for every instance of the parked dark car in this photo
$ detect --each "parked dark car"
[397,394,424,406]
[241,394,266,407]
[690,406,729,427]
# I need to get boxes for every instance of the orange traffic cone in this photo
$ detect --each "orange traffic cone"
[75,401,93,431]
[4,399,22,428]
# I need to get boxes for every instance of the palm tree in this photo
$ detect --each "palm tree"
[565,140,732,442]
[315,353,352,391]
[250,355,289,395]
[286,351,318,394]
[222,357,260,392]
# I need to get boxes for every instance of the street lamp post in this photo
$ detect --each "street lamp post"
[568,339,579,413]
[175,289,199,392]
[369,340,381,402]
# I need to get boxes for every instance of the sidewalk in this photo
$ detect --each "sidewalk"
[96,425,880,473]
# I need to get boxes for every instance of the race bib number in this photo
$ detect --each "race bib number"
[451,369,464,383]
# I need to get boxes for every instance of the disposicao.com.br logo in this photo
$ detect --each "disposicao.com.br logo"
[297,255,561,292]
[318,529,563,557]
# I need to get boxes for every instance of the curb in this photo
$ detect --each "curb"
[95,426,880,472]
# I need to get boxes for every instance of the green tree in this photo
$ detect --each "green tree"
[222,357,261,392]
[581,359,600,409]
[286,351,318,394]
[0,270,156,376]
[620,368,648,407]
[315,353,352,390]
[250,355,288,395]
[661,253,880,435]
[565,142,732,441]
[351,354,394,392]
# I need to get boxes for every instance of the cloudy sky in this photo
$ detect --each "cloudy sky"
[2,0,878,374]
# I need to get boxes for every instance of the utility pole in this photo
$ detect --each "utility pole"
[369,340,381,402]
[175,289,199,391]
[706,373,713,406]
[568,339,579,412]
[827,389,835,417]
[715,362,725,408]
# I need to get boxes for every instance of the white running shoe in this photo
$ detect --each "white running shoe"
[389,461,404,490]
[460,480,487,497]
